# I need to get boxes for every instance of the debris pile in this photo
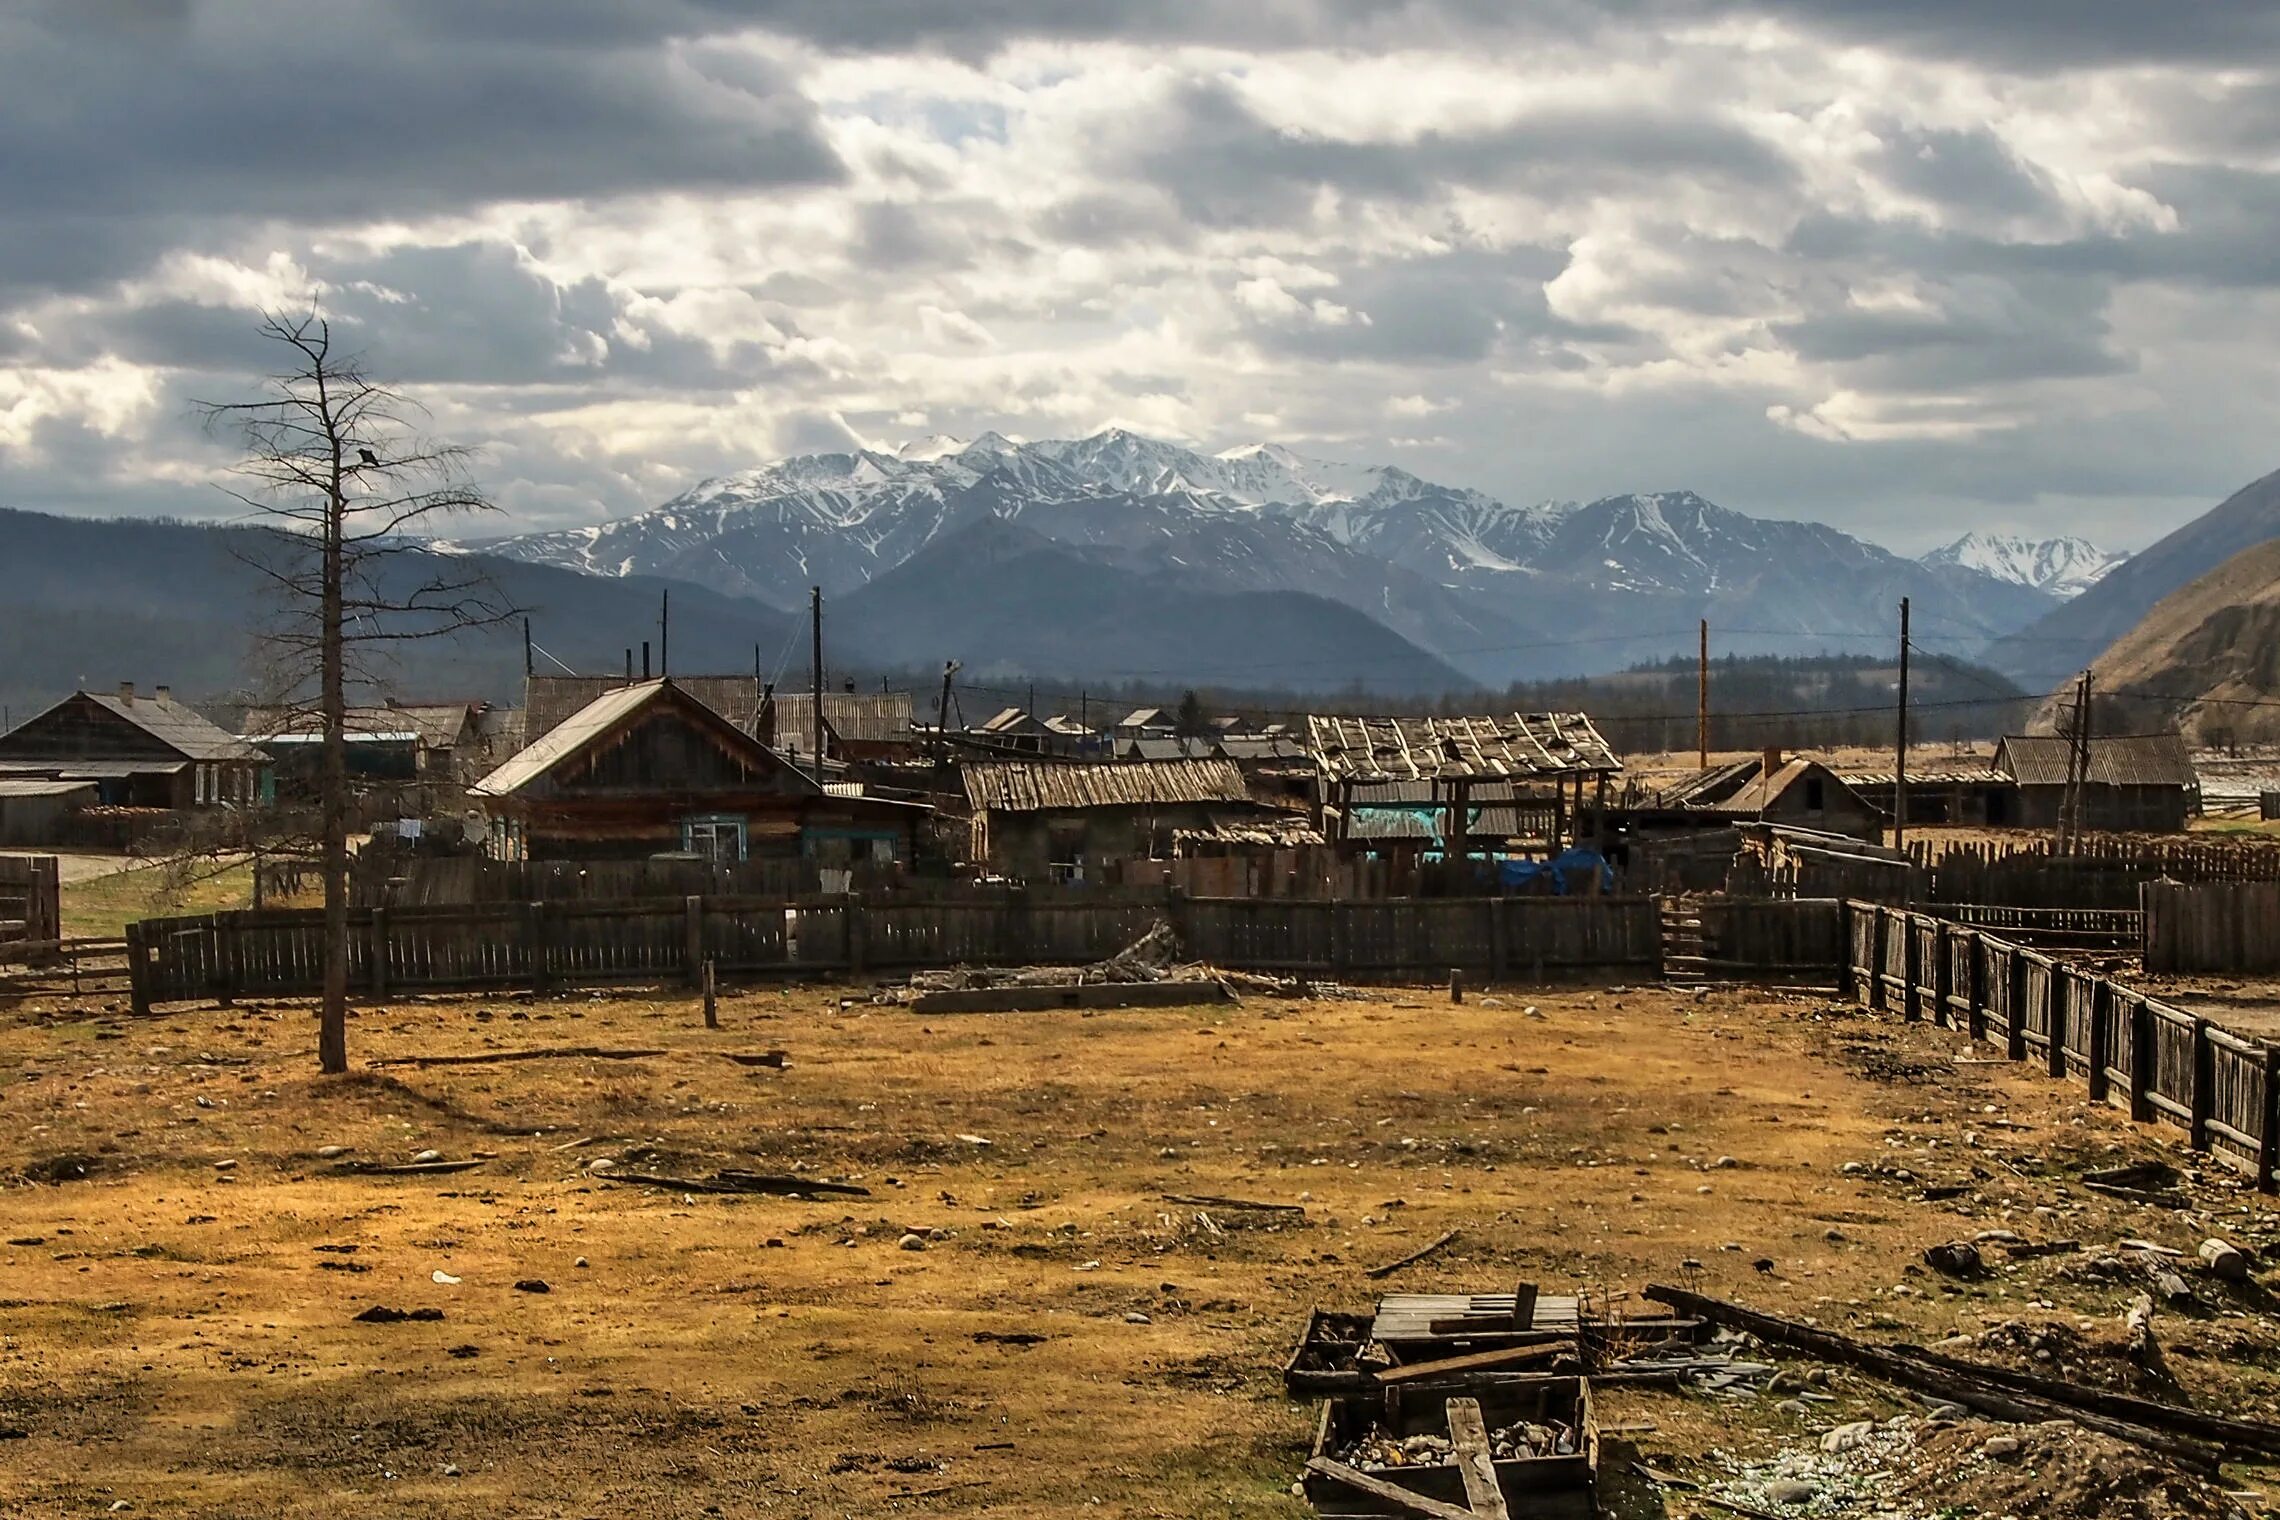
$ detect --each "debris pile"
[885,921,1352,1003]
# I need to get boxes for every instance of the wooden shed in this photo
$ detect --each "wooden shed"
[472,680,927,866]
[962,757,1267,883]
[1995,733,2196,833]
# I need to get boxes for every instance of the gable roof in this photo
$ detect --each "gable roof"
[1997,733,2196,789]
[473,680,816,799]
[962,757,1252,813]
[1308,712,1619,783]
[79,691,265,763]
[1709,757,1864,815]
[525,674,766,743]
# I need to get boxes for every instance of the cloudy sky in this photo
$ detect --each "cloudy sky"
[3,1,2277,554]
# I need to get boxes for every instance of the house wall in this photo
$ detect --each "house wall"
[1762,787,1885,843]
[2016,785,2189,834]
[976,803,1241,882]
[0,790,96,846]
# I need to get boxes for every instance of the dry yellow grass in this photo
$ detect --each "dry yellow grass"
[2,975,2275,1517]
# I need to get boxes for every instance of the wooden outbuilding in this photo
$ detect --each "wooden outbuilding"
[472,679,927,866]
[1994,732,2196,833]
[0,683,270,814]
[1307,712,1621,857]
[962,757,1268,883]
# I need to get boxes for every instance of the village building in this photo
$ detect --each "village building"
[1306,712,1622,857]
[961,757,1268,882]
[965,706,1064,755]
[1993,732,2197,833]
[472,680,927,867]
[1839,762,2018,828]
[760,689,919,764]
[1648,750,1885,843]
[1115,707,1175,742]
[0,684,271,823]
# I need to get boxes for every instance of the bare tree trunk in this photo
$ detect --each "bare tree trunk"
[318,375,350,1074]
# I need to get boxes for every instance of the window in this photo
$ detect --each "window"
[682,814,747,864]
[1803,778,1825,812]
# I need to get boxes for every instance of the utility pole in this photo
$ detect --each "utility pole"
[1696,618,1709,769]
[1893,596,1911,852]
[809,586,825,781]
[2059,669,2092,854]
[523,617,533,679]
[659,588,670,679]
[935,660,960,761]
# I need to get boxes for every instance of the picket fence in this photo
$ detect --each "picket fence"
[1844,901,2280,1192]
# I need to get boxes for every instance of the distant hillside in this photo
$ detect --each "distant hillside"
[2048,536,2280,746]
[1987,466,2280,689]
[837,517,1472,694]
[0,508,805,724]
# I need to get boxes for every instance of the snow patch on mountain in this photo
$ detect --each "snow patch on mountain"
[1921,532,2126,598]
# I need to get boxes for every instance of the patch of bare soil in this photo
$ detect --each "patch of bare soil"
[1894,1420,2244,1520]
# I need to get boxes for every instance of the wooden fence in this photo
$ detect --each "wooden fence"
[1844,902,2280,1192]
[1918,834,2280,910]
[0,855,61,964]
[125,893,1698,1011]
[2141,881,2280,973]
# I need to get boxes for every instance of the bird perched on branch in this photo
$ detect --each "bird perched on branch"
[358,447,379,467]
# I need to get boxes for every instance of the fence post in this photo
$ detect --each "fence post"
[2190,1019,2214,1152]
[684,895,705,989]
[1868,908,1889,1011]
[369,906,389,1001]
[2087,979,2112,1103]
[1901,915,1921,1022]
[2260,1047,2280,1196]
[2130,1002,2154,1123]
[126,920,151,1017]
[1930,923,1953,1029]
[1966,932,1986,1042]
[2045,966,2066,1079]
[2006,949,2028,1062]
[1837,902,1856,1001]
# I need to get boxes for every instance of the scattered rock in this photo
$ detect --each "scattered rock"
[1764,1478,1818,1505]
[353,1306,445,1324]
[411,1149,444,1164]
[442,1465,462,1478]
[1124,1311,1152,1324]
[898,1233,928,1252]
[1775,1398,1810,1417]
[2199,1238,2249,1283]
[315,1145,351,1159]
[1924,1241,1985,1279]
[212,1158,237,1172]
[1821,1420,1873,1454]
[446,1344,480,1359]
[1981,1434,2022,1460]
[574,1257,589,1268]
[431,1269,461,1286]
[513,1279,550,1294]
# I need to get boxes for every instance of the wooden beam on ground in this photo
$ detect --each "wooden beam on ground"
[1303,1459,1477,1520]
[1367,1229,1460,1279]
[369,1045,669,1068]
[607,1169,870,1199]
[1161,1193,1305,1213]
[1445,1398,1511,1520]
[1376,1341,1565,1385]
[1644,1285,2227,1469]
[910,981,1232,1014]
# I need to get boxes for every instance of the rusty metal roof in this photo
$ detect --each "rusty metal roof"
[962,757,1251,813]
[774,690,915,744]
[1307,712,1619,783]
[76,691,268,763]
[1997,733,2195,789]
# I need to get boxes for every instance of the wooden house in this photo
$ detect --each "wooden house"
[961,758,1267,882]
[1643,750,1885,844]
[762,689,918,764]
[1994,733,2196,833]
[472,680,927,866]
[0,683,270,815]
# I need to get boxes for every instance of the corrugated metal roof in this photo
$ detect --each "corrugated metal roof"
[0,760,187,779]
[1998,733,2196,789]
[1309,712,1619,783]
[527,675,766,741]
[81,692,266,763]
[0,779,99,798]
[774,690,915,743]
[963,758,1251,813]
[1172,816,1325,848]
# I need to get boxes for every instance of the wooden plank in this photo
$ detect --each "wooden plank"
[1376,1341,1566,1384]
[1445,1398,1511,1520]
[1303,1459,1477,1520]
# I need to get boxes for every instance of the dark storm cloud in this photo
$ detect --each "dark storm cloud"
[0,1,843,295]
[1772,274,2127,389]
[1134,79,1794,230]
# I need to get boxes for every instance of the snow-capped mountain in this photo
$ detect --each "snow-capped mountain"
[1920,532,2125,599]
[464,430,2062,684]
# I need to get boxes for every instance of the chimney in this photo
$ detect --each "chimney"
[1762,746,1784,778]
[756,683,777,747]
[154,685,171,703]
[117,680,135,704]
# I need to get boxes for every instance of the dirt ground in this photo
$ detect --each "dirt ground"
[6,972,2280,1518]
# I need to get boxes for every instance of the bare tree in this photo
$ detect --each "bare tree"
[198,312,512,1073]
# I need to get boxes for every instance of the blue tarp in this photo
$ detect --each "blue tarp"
[1497,846,1613,896]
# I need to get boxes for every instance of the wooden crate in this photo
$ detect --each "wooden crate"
[1305,1378,1596,1519]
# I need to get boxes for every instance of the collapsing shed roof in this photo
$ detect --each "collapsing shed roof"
[1308,713,1619,783]
[962,758,1251,813]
